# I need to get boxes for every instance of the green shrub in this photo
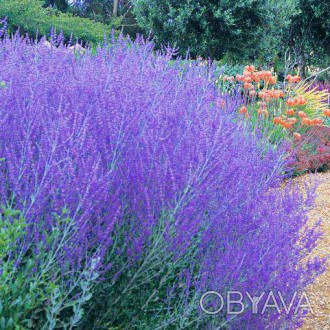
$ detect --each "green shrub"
[0,0,116,44]
[0,206,41,329]
[0,206,99,329]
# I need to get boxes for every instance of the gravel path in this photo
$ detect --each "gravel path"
[297,172,330,330]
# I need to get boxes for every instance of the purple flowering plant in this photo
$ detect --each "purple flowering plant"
[0,29,326,328]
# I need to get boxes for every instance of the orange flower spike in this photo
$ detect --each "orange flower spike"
[243,69,252,77]
[273,117,282,125]
[239,106,248,114]
[263,71,272,81]
[282,121,293,129]
[244,83,254,90]
[293,132,302,141]
[260,90,270,99]
[323,109,330,117]
[301,117,312,125]
[269,76,277,85]
[297,111,307,118]
[272,90,282,99]
[285,75,292,81]
[257,71,263,80]
[253,72,261,82]
[287,117,298,124]
[244,76,252,83]
[249,90,256,97]
[286,109,295,116]
[313,118,323,125]
[297,95,306,105]
[293,75,301,83]
[236,74,244,82]
[286,98,295,107]
[244,65,255,73]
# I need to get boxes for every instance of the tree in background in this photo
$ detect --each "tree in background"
[44,0,69,11]
[66,0,128,24]
[65,0,140,35]
[132,0,268,60]
[255,0,298,68]
[285,0,330,77]
[131,0,330,72]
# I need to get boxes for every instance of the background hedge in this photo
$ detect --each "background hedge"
[0,0,115,44]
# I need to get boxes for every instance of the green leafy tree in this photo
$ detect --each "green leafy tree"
[68,0,129,25]
[255,0,298,67]
[286,0,330,76]
[132,0,270,59]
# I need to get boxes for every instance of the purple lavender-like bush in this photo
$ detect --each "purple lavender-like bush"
[0,32,325,329]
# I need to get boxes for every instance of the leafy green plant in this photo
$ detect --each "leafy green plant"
[82,211,206,329]
[0,0,116,44]
[0,206,99,329]
[0,206,41,329]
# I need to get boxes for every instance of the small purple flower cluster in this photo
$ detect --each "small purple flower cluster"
[0,33,324,328]
[310,81,330,95]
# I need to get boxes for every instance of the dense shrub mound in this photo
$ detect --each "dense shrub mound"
[0,0,114,44]
[0,34,325,329]
[290,125,330,173]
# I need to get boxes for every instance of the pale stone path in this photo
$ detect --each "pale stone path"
[298,172,330,330]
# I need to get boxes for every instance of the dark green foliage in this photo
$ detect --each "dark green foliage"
[132,0,329,68]
[133,0,269,59]
[43,0,69,11]
[254,0,298,66]
[68,0,139,35]
[69,0,115,24]
[286,0,330,76]
[0,0,115,44]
